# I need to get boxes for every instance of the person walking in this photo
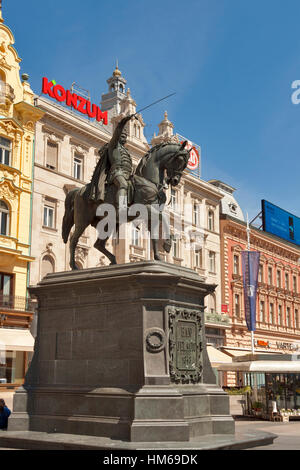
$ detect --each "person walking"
[0,399,11,430]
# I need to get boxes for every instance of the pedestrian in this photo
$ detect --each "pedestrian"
[0,399,11,430]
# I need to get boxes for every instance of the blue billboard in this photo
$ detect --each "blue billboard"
[262,200,300,247]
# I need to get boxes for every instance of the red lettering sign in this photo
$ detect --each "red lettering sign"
[221,304,228,313]
[42,77,108,125]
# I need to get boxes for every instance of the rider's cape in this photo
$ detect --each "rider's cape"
[88,144,110,202]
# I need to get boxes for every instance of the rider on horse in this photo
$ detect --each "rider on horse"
[88,114,138,210]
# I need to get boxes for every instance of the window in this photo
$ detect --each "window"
[73,155,83,180]
[194,248,202,268]
[0,272,13,306]
[278,305,282,325]
[234,294,240,317]
[287,307,291,327]
[208,294,216,314]
[131,224,140,246]
[193,203,200,226]
[233,254,239,275]
[172,237,179,258]
[276,270,281,288]
[208,251,216,273]
[208,210,214,231]
[46,141,58,170]
[41,255,55,278]
[43,204,54,228]
[295,309,299,329]
[259,301,265,323]
[285,273,289,290]
[258,264,263,283]
[293,276,297,293]
[0,200,9,235]
[170,189,177,210]
[269,303,274,324]
[268,267,273,285]
[0,137,11,166]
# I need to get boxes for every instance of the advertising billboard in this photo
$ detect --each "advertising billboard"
[176,134,201,178]
[262,200,300,247]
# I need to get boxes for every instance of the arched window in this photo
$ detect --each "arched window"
[0,200,9,235]
[41,255,55,278]
[207,294,216,313]
[119,84,124,92]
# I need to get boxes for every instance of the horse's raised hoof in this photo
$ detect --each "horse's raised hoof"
[154,255,161,261]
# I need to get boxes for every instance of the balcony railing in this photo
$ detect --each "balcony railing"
[0,295,35,313]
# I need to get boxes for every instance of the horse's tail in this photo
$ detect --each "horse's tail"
[62,188,78,243]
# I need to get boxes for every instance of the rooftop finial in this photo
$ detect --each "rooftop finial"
[113,60,122,77]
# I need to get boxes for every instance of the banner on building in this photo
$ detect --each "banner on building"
[241,250,260,332]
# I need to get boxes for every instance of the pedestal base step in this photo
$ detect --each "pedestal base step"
[0,429,277,450]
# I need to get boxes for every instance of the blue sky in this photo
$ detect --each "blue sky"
[4,0,300,220]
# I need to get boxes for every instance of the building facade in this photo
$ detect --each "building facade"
[0,9,43,387]
[30,66,228,339]
[220,212,300,386]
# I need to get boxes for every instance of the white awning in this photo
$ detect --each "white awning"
[207,345,233,365]
[221,348,256,358]
[0,328,34,351]
[218,360,300,373]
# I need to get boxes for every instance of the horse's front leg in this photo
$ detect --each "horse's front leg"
[94,236,117,265]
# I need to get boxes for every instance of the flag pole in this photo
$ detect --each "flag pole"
[247,213,255,356]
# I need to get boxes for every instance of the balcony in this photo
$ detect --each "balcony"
[0,295,35,313]
[205,311,230,328]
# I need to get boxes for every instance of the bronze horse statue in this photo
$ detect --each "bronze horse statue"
[62,140,191,269]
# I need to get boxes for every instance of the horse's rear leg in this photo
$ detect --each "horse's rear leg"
[94,236,116,265]
[69,225,85,270]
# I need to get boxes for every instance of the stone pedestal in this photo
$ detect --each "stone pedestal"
[10,261,234,442]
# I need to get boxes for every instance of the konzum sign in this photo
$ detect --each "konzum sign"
[42,77,108,125]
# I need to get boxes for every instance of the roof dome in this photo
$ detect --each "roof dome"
[113,65,122,77]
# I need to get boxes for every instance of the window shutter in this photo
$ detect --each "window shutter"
[46,142,58,169]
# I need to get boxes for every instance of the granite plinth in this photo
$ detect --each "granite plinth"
[9,261,234,442]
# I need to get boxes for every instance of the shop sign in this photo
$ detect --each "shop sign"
[221,304,228,313]
[256,340,269,347]
[276,341,300,352]
[42,77,108,125]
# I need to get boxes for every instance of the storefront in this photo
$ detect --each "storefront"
[219,353,300,420]
[0,328,34,388]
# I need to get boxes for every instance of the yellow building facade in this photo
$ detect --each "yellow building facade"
[0,9,43,387]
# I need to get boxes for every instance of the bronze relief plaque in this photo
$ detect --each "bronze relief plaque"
[176,320,198,371]
[169,308,203,384]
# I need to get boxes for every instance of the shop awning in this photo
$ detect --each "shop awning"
[221,348,257,358]
[207,345,233,365]
[218,361,300,373]
[0,328,34,351]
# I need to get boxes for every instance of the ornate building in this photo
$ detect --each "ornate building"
[0,8,43,387]
[219,212,300,386]
[30,65,228,342]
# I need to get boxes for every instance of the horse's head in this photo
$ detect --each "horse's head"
[165,141,191,187]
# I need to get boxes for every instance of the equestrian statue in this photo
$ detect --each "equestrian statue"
[62,113,192,269]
